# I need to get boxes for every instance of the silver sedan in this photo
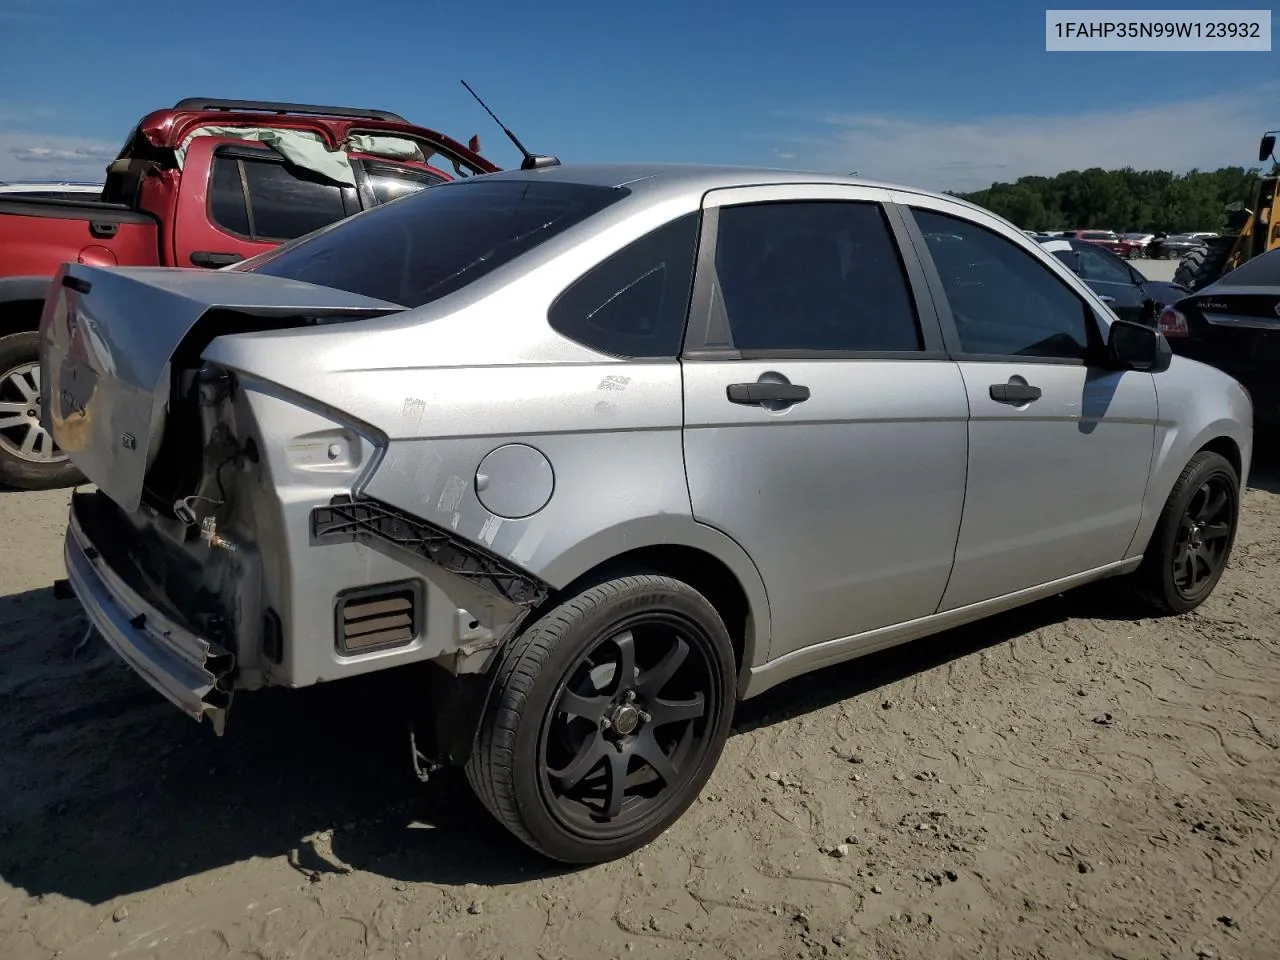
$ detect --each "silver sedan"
[42,163,1252,864]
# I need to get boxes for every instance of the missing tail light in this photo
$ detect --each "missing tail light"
[1158,306,1189,338]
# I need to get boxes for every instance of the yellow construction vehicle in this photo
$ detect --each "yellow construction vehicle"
[1174,130,1280,291]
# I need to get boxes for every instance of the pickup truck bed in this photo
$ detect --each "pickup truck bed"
[0,197,159,274]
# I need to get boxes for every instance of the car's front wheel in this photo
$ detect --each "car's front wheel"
[466,573,736,863]
[1132,450,1240,614]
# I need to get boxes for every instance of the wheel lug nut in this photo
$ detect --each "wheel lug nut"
[601,717,612,730]
[639,711,652,723]
[625,690,636,702]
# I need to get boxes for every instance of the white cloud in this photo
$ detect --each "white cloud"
[778,84,1280,193]
[0,130,119,182]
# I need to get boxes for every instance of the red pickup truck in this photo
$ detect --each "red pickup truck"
[0,97,498,489]
[1067,230,1143,259]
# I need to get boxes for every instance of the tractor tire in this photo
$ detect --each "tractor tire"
[1173,237,1236,292]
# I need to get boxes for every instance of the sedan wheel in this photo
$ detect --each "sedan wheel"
[1132,450,1239,614]
[466,574,735,863]
[1171,476,1235,602]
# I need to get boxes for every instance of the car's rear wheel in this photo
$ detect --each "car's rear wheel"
[466,573,735,863]
[0,331,83,491]
[1132,451,1240,615]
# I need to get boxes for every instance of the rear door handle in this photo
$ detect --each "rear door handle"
[989,382,1042,403]
[190,251,245,268]
[726,382,811,405]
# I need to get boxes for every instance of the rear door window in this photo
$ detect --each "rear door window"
[208,150,349,241]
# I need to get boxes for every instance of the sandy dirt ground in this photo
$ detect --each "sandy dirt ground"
[3,259,1277,960]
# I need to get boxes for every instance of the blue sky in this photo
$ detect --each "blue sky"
[0,0,1276,191]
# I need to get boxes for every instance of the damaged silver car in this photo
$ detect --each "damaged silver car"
[41,164,1252,864]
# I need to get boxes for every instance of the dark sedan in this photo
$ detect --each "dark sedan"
[1149,234,1206,260]
[1037,236,1188,326]
[1159,247,1280,423]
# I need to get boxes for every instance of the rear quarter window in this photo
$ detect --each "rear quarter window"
[548,213,700,358]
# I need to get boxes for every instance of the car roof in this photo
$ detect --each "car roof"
[472,162,995,216]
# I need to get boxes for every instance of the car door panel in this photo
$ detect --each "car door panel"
[683,359,969,658]
[679,188,969,661]
[899,198,1159,610]
[942,361,1156,609]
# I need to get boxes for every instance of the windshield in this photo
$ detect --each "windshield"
[240,178,628,308]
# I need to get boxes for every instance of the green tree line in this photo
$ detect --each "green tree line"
[950,164,1278,233]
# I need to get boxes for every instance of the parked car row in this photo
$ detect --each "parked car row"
[1028,229,1219,260]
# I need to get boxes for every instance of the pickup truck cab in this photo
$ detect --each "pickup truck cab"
[0,97,497,489]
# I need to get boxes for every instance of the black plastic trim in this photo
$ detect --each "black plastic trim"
[61,274,92,294]
[332,578,424,656]
[173,98,407,123]
[311,495,551,608]
[0,198,153,224]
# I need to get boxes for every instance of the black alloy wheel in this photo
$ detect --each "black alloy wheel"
[1131,450,1239,614]
[467,574,735,863]
[1170,474,1235,603]
[540,617,714,834]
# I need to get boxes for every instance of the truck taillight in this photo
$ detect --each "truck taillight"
[1158,306,1189,338]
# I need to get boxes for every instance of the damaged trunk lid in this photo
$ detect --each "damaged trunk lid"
[40,262,403,513]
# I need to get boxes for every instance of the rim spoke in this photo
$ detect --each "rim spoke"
[603,748,629,819]
[609,630,637,695]
[557,688,610,723]
[29,365,40,392]
[632,729,677,786]
[549,736,607,792]
[1201,522,1231,541]
[5,370,36,403]
[1197,488,1228,522]
[648,692,705,727]
[637,637,689,698]
[1177,552,1194,588]
[19,425,38,457]
[0,412,27,430]
[1193,552,1212,585]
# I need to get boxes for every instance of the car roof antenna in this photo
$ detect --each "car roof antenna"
[460,80,560,171]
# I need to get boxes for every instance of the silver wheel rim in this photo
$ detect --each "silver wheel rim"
[0,361,68,465]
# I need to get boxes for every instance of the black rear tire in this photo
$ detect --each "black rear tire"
[466,574,736,864]
[1173,238,1235,291]
[1130,451,1240,615]
[0,331,84,491]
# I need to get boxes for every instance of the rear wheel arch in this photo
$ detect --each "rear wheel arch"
[0,293,45,338]
[532,543,759,690]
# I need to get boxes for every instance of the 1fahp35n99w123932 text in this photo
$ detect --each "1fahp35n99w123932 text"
[1045,9,1271,51]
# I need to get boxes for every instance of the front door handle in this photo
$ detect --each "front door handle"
[989,382,1042,403]
[727,382,811,405]
[190,251,245,268]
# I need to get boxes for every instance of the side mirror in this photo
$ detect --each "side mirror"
[1107,318,1171,373]
[1259,133,1276,163]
